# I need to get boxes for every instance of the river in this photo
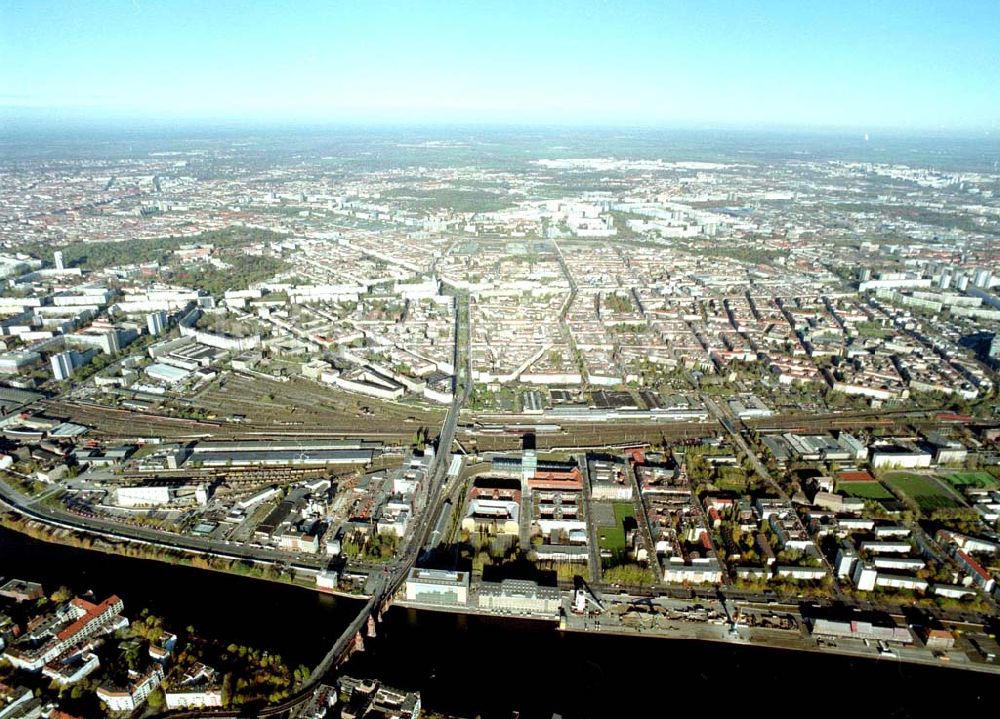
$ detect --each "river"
[340,606,1000,718]
[2,527,998,717]
[0,526,364,668]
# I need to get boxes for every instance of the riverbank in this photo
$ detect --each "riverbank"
[393,595,1000,677]
[343,605,1000,718]
[0,506,365,602]
[558,614,1000,676]
[8,503,999,682]
[394,598,561,623]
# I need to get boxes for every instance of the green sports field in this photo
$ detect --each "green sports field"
[884,473,961,512]
[943,471,999,489]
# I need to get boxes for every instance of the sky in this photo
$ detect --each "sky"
[1,0,998,131]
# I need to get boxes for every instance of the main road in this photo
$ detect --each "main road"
[278,292,473,713]
[701,395,784,499]
[264,293,473,715]
[0,478,328,571]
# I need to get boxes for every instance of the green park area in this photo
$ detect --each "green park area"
[598,502,636,553]
[942,471,999,489]
[597,502,655,586]
[854,321,892,339]
[716,466,748,491]
[884,473,961,513]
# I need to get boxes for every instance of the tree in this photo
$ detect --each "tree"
[50,585,73,603]
[147,688,165,710]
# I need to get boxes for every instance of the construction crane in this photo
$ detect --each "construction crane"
[572,576,605,615]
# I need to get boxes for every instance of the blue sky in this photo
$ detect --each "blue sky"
[1,0,998,129]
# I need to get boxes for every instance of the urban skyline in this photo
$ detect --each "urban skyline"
[0,125,999,718]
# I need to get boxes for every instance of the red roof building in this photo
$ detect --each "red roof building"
[528,468,583,491]
[57,595,123,642]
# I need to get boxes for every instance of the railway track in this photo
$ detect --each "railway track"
[745,408,939,431]
[39,399,420,442]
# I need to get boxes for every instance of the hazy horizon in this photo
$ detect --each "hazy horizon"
[3,109,999,141]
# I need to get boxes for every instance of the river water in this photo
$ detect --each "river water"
[0,526,363,667]
[2,527,998,717]
[342,606,999,718]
